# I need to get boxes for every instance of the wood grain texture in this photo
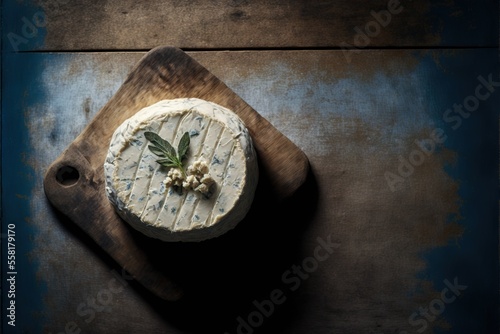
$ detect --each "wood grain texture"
[20,49,493,334]
[9,0,494,51]
[2,0,498,333]
[43,46,309,301]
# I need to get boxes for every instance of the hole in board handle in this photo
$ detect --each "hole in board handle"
[56,166,80,186]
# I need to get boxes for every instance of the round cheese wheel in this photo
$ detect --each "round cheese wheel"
[104,98,258,242]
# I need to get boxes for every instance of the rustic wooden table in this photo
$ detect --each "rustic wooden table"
[2,1,499,333]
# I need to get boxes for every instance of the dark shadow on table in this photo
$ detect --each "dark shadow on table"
[51,159,319,333]
[123,161,320,333]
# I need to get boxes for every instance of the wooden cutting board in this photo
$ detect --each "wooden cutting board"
[43,46,309,301]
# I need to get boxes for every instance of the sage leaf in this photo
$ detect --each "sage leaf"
[144,130,191,176]
[148,145,166,158]
[177,132,190,161]
[156,158,177,167]
[144,131,176,158]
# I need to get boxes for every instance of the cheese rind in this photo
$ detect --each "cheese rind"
[104,98,258,242]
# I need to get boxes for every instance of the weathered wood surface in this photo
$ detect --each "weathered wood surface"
[3,49,498,333]
[2,0,498,51]
[42,46,309,302]
[2,0,499,333]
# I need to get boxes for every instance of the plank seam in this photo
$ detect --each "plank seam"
[11,46,500,53]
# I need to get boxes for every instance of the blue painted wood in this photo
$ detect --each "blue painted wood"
[1,2,499,331]
[427,0,498,46]
[2,0,46,52]
[413,50,499,334]
[2,53,48,334]
[209,49,499,333]
[1,49,498,333]
[1,52,141,334]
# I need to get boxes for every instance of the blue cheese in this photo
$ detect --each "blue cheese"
[104,98,259,242]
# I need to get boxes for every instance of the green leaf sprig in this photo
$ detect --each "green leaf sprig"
[144,131,190,176]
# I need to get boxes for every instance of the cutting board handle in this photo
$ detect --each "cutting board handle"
[44,146,184,301]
